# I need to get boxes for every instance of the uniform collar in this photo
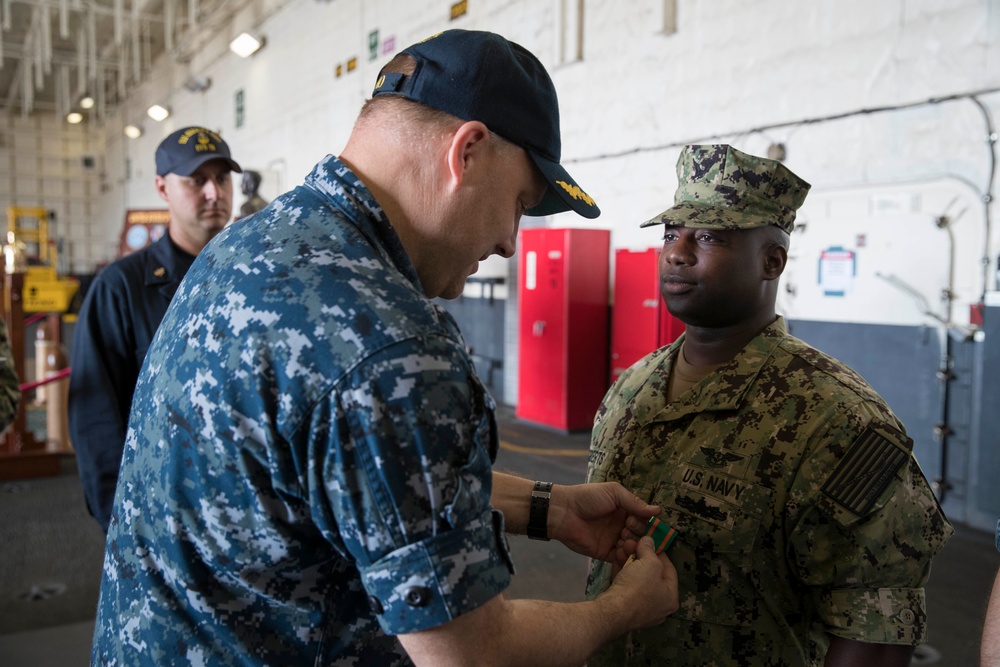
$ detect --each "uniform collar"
[636,317,788,426]
[144,233,195,286]
[303,155,422,292]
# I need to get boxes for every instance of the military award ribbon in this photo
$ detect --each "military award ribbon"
[624,516,677,566]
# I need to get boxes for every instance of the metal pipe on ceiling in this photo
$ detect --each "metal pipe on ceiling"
[59,0,69,39]
[114,0,123,45]
[164,0,173,52]
[41,4,52,75]
[2,0,246,117]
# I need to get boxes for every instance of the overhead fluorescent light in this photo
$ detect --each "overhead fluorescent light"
[67,112,83,124]
[124,124,143,139]
[147,104,170,121]
[79,96,95,110]
[229,32,263,58]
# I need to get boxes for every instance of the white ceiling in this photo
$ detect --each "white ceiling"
[0,0,248,120]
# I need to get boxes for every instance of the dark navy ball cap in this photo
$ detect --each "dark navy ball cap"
[155,126,242,177]
[372,30,599,219]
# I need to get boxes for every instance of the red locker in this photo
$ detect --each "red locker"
[610,247,685,383]
[517,228,610,431]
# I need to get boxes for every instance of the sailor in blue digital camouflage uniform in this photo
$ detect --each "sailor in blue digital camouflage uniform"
[92,30,678,667]
[70,126,240,533]
[585,144,953,666]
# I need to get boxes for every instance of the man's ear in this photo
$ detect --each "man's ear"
[763,242,787,281]
[154,175,170,203]
[443,120,490,190]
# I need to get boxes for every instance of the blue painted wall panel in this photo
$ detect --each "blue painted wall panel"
[972,305,1000,528]
[786,319,944,482]
[434,295,506,400]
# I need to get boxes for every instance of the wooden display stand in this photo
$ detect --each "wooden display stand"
[0,272,64,479]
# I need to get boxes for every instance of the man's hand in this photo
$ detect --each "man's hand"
[609,513,661,577]
[548,482,660,565]
[599,535,679,629]
[398,536,679,667]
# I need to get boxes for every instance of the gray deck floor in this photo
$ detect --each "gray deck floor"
[0,403,993,666]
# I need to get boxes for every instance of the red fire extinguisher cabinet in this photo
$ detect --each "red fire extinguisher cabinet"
[610,248,685,384]
[516,228,610,431]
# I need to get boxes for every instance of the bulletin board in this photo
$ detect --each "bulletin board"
[118,209,169,258]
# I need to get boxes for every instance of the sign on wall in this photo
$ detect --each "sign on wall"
[781,213,957,326]
[235,89,245,128]
[818,246,856,297]
[118,209,169,258]
[451,1,468,20]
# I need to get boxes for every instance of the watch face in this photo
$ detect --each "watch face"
[149,224,166,242]
[126,224,149,250]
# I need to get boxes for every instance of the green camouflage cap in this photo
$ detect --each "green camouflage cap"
[640,144,811,233]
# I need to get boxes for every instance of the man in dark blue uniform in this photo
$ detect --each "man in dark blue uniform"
[69,126,241,532]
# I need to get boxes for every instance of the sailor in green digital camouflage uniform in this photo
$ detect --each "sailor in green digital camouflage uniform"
[585,144,953,666]
[985,529,1000,666]
[0,317,20,433]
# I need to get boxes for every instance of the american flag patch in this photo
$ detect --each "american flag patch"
[822,425,909,516]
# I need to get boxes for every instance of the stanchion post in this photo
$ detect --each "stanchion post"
[45,345,70,452]
[1,272,57,479]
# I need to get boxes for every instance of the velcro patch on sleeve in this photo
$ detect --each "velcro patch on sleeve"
[822,425,910,516]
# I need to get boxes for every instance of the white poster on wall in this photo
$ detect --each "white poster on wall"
[781,213,958,326]
[818,247,856,297]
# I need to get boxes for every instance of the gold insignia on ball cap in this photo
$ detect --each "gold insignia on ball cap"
[556,180,596,207]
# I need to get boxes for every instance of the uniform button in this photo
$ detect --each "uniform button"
[404,586,431,607]
[899,608,916,625]
[367,596,383,615]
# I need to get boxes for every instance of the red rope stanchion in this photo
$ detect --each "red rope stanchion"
[18,367,71,393]
[22,312,47,327]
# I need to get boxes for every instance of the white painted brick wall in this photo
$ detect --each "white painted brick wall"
[0,114,105,273]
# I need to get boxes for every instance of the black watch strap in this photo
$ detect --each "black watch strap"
[527,481,553,541]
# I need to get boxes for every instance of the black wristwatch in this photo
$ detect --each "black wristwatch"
[527,481,553,541]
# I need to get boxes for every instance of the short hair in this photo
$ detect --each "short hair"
[358,54,460,130]
[357,53,522,161]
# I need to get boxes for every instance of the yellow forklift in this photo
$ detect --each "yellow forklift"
[0,207,78,474]
[5,207,79,313]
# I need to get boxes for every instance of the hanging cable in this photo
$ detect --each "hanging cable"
[567,87,1000,298]
[969,96,998,296]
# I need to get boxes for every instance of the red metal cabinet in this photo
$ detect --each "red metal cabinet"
[516,228,610,431]
[610,247,684,383]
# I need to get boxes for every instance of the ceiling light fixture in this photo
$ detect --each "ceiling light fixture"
[124,124,143,139]
[79,96,95,110]
[183,75,212,93]
[229,32,264,58]
[67,112,83,124]
[147,104,170,121]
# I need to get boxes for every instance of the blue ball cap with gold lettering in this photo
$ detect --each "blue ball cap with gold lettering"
[372,29,599,219]
[155,126,242,177]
